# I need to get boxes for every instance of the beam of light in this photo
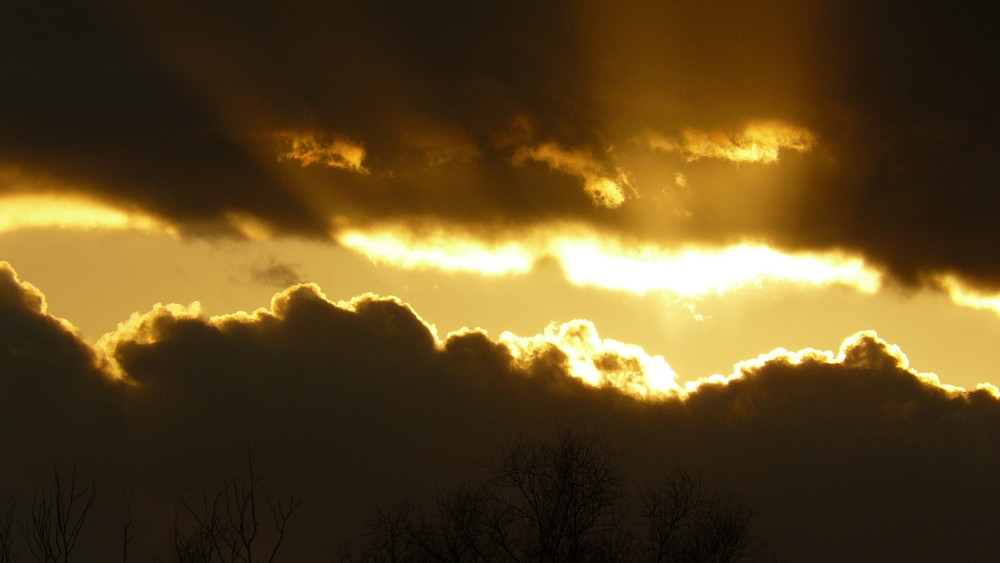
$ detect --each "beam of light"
[273,131,369,173]
[935,274,1000,316]
[649,121,815,163]
[336,228,535,275]
[337,224,882,295]
[512,142,628,208]
[0,194,175,234]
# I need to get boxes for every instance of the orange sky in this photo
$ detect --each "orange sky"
[1,1,998,560]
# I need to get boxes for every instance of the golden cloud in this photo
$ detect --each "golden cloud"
[512,142,628,208]
[274,131,369,173]
[336,223,883,297]
[686,330,983,397]
[500,319,681,397]
[551,236,881,295]
[336,227,535,275]
[934,274,1000,316]
[649,121,815,163]
[0,193,174,234]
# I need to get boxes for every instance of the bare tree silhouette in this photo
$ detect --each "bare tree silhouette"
[351,430,759,562]
[0,497,14,563]
[171,452,301,563]
[22,466,96,563]
[638,472,755,563]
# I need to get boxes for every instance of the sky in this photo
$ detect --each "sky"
[1,1,999,560]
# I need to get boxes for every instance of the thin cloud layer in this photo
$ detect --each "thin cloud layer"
[0,2,996,291]
[2,262,999,560]
[337,224,882,296]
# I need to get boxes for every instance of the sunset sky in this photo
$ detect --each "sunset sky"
[2,1,998,560]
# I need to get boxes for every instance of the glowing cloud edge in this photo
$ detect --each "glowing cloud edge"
[334,224,883,297]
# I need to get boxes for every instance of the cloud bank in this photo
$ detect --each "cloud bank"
[2,262,999,560]
[1,2,996,292]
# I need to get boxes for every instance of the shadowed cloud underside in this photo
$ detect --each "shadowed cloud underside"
[2,261,1000,560]
[0,1,995,292]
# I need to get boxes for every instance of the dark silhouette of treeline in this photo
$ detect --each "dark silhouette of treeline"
[1,432,759,562]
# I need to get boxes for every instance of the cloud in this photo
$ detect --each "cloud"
[512,142,629,208]
[338,223,882,296]
[0,2,996,292]
[932,274,1000,316]
[1,263,999,559]
[0,193,172,234]
[246,258,304,288]
[500,319,680,397]
[0,263,122,484]
[274,131,368,173]
[336,226,535,275]
[648,122,816,163]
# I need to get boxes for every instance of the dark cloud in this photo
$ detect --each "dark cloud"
[245,258,304,288]
[1,263,999,559]
[0,264,121,453]
[1,2,996,288]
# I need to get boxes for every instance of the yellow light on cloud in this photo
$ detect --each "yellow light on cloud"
[337,224,882,296]
[500,319,681,398]
[650,121,815,164]
[337,228,535,275]
[0,194,173,234]
[936,274,1000,315]
[512,142,627,208]
[553,238,881,296]
[274,131,368,173]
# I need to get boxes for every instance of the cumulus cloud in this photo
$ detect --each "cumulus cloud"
[0,263,998,559]
[0,263,123,497]
[500,319,680,397]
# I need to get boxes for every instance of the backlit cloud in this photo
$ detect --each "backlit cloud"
[649,122,816,164]
[2,262,999,559]
[512,143,628,208]
[274,131,368,173]
[551,237,880,296]
[0,2,994,293]
[934,274,1000,316]
[501,319,680,397]
[336,227,535,275]
[0,193,174,234]
[2,2,998,560]
[337,224,883,296]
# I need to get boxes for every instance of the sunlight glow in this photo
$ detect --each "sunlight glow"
[500,319,681,397]
[336,228,535,275]
[936,274,1000,315]
[553,238,881,296]
[649,121,815,163]
[0,194,174,234]
[512,143,628,208]
[96,301,202,381]
[336,224,883,297]
[274,131,368,173]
